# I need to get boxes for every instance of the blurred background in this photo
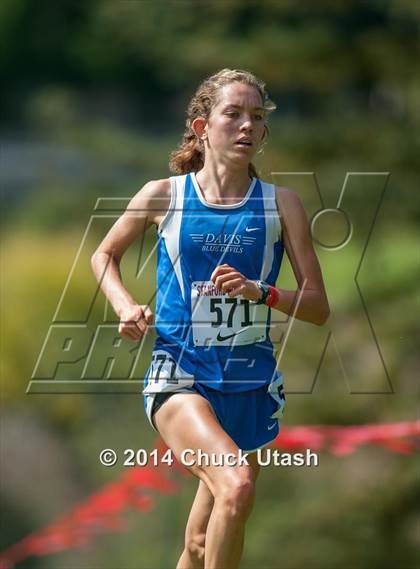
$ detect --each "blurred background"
[1,1,419,567]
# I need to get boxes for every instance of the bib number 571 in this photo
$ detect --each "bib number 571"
[209,298,252,328]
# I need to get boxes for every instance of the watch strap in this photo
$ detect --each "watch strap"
[256,280,270,305]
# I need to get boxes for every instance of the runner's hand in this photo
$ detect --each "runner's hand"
[117,304,153,342]
[210,264,262,302]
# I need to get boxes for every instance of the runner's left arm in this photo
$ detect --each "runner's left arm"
[271,186,329,325]
[210,188,330,326]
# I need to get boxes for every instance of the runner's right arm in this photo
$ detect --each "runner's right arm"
[91,178,171,341]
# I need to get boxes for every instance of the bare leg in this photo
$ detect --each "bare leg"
[176,455,260,569]
[154,393,260,569]
[176,480,214,568]
[204,452,260,568]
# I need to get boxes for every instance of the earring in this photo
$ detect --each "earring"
[257,141,265,155]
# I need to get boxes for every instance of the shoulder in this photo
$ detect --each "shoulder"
[274,186,302,206]
[130,178,171,205]
[274,186,307,223]
[128,177,171,211]
[257,179,305,219]
[258,179,302,208]
[126,178,172,227]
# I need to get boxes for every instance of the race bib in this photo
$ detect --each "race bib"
[191,281,268,347]
[142,350,194,394]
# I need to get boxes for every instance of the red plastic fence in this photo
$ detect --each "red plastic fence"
[0,421,418,569]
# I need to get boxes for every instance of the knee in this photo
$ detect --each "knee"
[185,531,205,562]
[216,470,256,519]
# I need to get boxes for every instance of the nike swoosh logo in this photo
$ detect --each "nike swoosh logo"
[268,422,277,431]
[216,328,248,341]
[245,227,259,232]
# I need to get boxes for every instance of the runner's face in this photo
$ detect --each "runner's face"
[205,82,266,165]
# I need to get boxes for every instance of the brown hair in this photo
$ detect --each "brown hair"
[169,68,276,178]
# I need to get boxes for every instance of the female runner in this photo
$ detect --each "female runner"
[91,69,330,569]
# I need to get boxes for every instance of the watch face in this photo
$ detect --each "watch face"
[259,282,270,303]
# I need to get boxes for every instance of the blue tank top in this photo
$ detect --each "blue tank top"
[153,172,284,392]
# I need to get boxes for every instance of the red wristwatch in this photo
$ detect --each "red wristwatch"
[256,281,280,307]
